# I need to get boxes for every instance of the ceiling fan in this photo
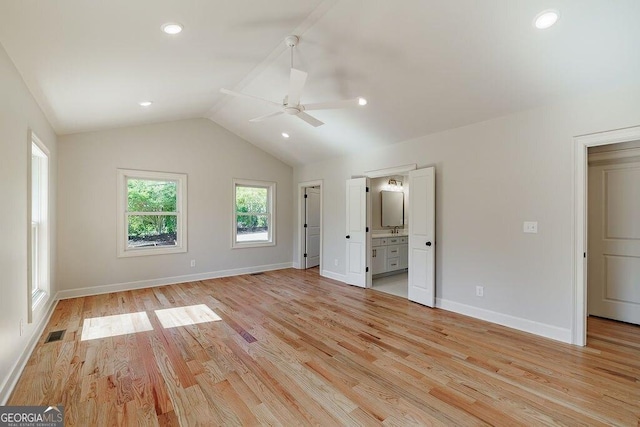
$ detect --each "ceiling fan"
[220,35,367,128]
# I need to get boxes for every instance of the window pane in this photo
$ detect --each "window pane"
[235,186,268,214]
[128,179,177,212]
[236,214,269,242]
[128,214,177,248]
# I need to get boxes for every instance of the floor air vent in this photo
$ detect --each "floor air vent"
[250,272,264,276]
[45,330,65,343]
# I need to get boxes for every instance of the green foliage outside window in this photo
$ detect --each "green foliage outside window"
[127,179,177,241]
[236,186,268,232]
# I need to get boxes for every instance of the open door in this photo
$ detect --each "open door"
[408,167,435,307]
[345,177,370,287]
[304,187,321,268]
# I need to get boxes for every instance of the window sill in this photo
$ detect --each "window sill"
[31,289,48,312]
[232,241,276,249]
[118,246,187,258]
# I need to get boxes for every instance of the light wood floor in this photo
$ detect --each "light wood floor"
[9,269,640,426]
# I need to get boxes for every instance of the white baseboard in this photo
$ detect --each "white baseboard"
[321,269,347,283]
[57,262,293,300]
[436,298,572,344]
[0,298,59,405]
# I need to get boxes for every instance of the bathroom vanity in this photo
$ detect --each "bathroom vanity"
[372,235,408,275]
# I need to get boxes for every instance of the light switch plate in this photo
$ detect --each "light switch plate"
[523,221,538,233]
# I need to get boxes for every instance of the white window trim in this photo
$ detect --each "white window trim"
[232,179,276,249]
[117,169,188,257]
[28,132,50,317]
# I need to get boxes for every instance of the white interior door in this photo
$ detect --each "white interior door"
[408,167,435,307]
[345,177,370,287]
[588,160,640,324]
[304,187,321,269]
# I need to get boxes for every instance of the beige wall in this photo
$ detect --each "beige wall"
[57,118,293,294]
[0,42,58,403]
[293,84,640,341]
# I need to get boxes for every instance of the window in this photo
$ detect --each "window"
[233,179,276,248]
[29,134,49,309]
[117,169,187,257]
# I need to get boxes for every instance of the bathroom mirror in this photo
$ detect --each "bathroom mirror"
[381,191,404,226]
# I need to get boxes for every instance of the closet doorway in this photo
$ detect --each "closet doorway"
[297,180,323,271]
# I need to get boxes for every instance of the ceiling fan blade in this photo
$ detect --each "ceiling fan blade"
[220,88,280,107]
[249,111,284,122]
[303,98,362,111]
[287,68,307,106]
[296,112,324,127]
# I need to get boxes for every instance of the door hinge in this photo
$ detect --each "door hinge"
[304,224,308,228]
[366,267,369,272]
[366,227,369,232]
[584,252,586,258]
[304,194,308,198]
[304,253,308,258]
[366,186,369,192]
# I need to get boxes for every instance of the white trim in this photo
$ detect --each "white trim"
[363,164,417,178]
[320,269,347,283]
[116,169,188,257]
[297,180,323,271]
[588,146,640,163]
[573,125,640,346]
[27,131,50,323]
[0,298,58,405]
[57,262,293,300]
[232,178,276,249]
[436,298,572,344]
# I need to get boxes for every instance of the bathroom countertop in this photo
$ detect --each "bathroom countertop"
[372,232,408,238]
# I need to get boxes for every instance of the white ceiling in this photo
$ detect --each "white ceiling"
[1,1,640,166]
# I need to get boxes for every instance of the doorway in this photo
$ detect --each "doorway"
[298,180,322,271]
[587,141,640,325]
[370,174,409,298]
[346,164,436,308]
[574,125,640,346]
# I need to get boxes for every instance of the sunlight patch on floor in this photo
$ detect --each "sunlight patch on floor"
[81,311,153,341]
[154,304,222,328]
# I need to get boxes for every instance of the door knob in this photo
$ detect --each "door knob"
[426,241,432,246]
[346,235,351,239]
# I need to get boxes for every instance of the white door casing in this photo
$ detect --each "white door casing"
[304,187,321,268]
[408,167,435,307]
[588,160,640,325]
[345,177,370,287]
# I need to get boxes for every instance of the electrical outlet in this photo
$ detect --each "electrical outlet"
[20,318,23,336]
[334,259,338,266]
[523,221,538,233]
[476,286,484,297]
[190,260,196,268]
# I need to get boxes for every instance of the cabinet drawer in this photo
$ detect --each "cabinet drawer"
[387,257,400,271]
[372,238,387,247]
[387,245,401,257]
[388,237,401,245]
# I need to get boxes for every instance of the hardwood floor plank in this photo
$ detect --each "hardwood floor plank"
[8,269,640,426]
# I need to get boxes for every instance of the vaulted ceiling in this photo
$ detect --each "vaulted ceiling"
[1,0,640,166]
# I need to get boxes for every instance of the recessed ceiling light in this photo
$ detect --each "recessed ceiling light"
[138,101,153,107]
[282,132,290,138]
[534,10,559,29]
[161,23,183,35]
[358,97,368,106]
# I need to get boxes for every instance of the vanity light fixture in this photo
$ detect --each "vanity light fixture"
[161,23,183,35]
[534,10,559,29]
[385,179,403,191]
